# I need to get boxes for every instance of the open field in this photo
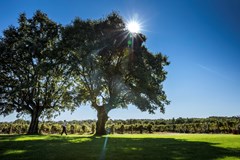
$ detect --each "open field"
[0,134,239,160]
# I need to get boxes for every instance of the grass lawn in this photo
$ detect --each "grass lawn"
[0,133,239,160]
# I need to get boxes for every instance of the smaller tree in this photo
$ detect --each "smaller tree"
[147,124,153,133]
[120,124,125,134]
[0,11,75,134]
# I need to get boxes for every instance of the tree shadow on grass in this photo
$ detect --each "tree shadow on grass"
[0,134,103,160]
[0,135,239,160]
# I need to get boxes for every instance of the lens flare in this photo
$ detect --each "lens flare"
[127,21,141,33]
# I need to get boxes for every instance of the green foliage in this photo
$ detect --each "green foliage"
[0,11,75,134]
[0,117,239,135]
[1,11,170,135]
[61,12,170,135]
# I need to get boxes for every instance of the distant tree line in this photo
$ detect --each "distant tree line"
[1,116,239,135]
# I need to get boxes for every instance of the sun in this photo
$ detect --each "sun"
[126,21,141,33]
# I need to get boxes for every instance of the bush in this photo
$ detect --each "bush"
[70,125,75,134]
[91,124,95,134]
[139,125,143,134]
[147,124,153,133]
[111,125,115,134]
[51,124,61,134]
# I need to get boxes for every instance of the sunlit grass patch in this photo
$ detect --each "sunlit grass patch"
[3,150,26,155]
[14,135,49,141]
[216,157,240,160]
[68,137,92,143]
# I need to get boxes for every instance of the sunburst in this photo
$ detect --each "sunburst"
[126,20,141,33]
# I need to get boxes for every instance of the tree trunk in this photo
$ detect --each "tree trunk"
[95,106,108,135]
[27,107,42,134]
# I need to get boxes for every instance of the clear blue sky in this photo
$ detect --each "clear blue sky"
[1,0,240,122]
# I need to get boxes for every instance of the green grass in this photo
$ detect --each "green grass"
[0,134,239,160]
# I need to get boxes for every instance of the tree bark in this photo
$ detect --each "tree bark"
[95,106,108,135]
[27,107,42,134]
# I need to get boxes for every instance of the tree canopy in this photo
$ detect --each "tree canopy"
[0,11,170,135]
[0,11,74,134]
[62,12,170,135]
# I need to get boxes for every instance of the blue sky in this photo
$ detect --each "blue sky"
[1,0,240,122]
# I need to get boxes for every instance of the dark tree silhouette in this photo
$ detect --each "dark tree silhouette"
[62,12,170,135]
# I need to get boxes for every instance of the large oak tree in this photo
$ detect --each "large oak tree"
[0,11,74,134]
[62,13,170,135]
